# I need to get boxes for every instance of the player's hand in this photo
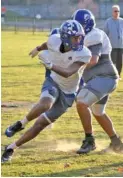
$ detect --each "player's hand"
[29,48,39,58]
[38,53,53,69]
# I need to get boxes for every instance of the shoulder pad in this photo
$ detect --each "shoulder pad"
[47,34,61,52]
[84,28,103,47]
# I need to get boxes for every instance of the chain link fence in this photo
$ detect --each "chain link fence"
[1,0,123,33]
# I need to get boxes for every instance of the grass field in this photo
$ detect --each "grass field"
[1,31,123,177]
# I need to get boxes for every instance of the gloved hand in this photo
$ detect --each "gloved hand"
[29,47,39,58]
[38,53,53,69]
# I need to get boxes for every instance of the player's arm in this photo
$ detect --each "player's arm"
[51,54,91,78]
[86,56,99,69]
[86,43,102,69]
[36,42,48,51]
[29,42,48,58]
[51,61,85,78]
[38,51,91,78]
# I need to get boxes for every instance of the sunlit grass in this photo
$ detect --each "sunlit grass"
[1,31,123,177]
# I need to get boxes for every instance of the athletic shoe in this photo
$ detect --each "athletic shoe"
[103,137,123,153]
[1,147,14,163]
[76,137,96,154]
[5,121,24,137]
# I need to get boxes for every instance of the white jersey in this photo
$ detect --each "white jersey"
[40,34,91,94]
[84,28,112,54]
[83,28,118,82]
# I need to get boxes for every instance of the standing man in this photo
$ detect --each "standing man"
[2,20,91,163]
[104,5,123,79]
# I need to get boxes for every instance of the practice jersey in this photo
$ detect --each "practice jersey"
[45,28,60,78]
[84,28,112,54]
[39,34,91,94]
[83,28,119,82]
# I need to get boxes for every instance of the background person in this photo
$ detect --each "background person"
[104,5,123,79]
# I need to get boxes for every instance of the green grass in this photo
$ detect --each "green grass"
[1,31,123,177]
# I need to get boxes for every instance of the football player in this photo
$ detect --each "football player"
[72,9,123,154]
[2,20,91,163]
[29,27,84,86]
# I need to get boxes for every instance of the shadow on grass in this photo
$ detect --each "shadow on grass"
[1,145,123,177]
[36,162,123,177]
[2,64,40,68]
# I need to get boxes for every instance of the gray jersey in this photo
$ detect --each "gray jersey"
[83,28,119,82]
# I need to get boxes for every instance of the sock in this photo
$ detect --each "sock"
[85,133,93,138]
[7,143,18,150]
[20,116,29,128]
[110,134,121,145]
[110,134,119,141]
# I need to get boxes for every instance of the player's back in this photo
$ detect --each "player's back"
[83,27,119,82]
[84,28,112,55]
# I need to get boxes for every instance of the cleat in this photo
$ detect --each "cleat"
[103,138,123,153]
[77,137,96,154]
[1,147,14,163]
[5,121,24,137]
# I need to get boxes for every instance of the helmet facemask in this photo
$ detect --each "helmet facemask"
[60,20,85,51]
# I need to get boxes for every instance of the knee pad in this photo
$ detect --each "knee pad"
[77,88,98,106]
[91,104,106,116]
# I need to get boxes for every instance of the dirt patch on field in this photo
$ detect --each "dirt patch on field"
[20,138,80,153]
[20,138,123,154]
[1,101,35,109]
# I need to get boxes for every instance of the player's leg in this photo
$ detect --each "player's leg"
[76,76,118,154]
[76,88,98,154]
[2,88,75,163]
[5,77,59,137]
[92,95,116,137]
[2,114,50,163]
[92,96,123,152]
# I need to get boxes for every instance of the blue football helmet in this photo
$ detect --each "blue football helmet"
[50,28,59,36]
[59,20,85,51]
[72,9,96,34]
